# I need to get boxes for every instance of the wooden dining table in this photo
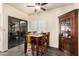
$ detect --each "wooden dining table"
[24,33,49,56]
[24,33,44,55]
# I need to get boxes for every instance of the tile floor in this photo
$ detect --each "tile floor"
[0,44,64,56]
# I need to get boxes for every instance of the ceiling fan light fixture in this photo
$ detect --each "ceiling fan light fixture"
[35,5,41,10]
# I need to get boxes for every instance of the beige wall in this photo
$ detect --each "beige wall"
[0,3,4,51]
[0,4,29,52]
[29,4,79,49]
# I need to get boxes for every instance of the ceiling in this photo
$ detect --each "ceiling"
[6,3,73,15]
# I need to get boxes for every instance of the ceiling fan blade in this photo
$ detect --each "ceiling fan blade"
[41,3,48,6]
[41,7,46,11]
[26,5,35,7]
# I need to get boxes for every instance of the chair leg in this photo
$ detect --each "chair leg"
[24,42,27,55]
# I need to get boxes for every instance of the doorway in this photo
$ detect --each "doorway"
[8,16,28,49]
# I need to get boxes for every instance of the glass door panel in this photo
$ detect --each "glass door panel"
[8,16,28,49]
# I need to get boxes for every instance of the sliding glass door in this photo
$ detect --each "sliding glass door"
[8,16,28,49]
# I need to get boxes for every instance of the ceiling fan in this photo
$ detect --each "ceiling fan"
[26,3,48,12]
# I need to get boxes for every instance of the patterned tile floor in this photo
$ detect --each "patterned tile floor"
[0,44,64,56]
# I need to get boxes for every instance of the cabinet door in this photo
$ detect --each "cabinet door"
[59,10,78,56]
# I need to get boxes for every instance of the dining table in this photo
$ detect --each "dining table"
[24,33,44,55]
[24,33,48,56]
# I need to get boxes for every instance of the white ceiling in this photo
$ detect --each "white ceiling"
[6,3,73,15]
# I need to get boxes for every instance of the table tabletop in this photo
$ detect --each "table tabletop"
[27,33,44,37]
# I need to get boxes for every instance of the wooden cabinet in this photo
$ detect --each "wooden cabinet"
[59,9,78,56]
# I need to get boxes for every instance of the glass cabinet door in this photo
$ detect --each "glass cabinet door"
[60,18,71,38]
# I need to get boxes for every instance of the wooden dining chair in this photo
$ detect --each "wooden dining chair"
[31,37,38,56]
[24,32,31,55]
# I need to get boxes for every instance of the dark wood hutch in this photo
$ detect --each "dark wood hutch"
[59,9,78,56]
